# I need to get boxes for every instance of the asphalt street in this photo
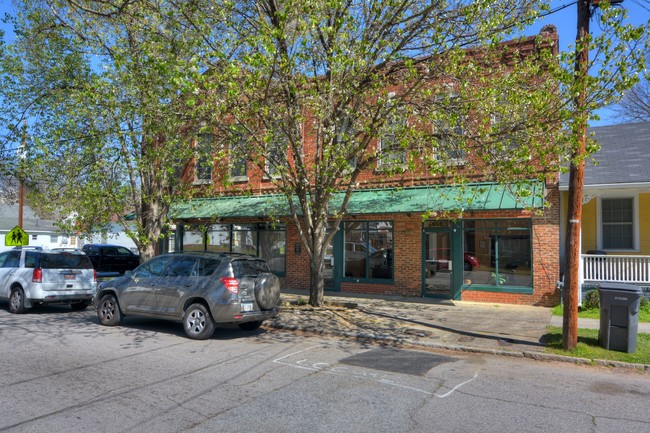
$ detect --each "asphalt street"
[0,304,649,433]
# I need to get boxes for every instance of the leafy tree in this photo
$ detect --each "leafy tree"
[0,1,645,310]
[0,0,214,259]
[192,0,567,306]
[612,53,650,122]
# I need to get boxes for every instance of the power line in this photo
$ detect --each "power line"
[630,0,650,13]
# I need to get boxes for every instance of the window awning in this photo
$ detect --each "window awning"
[170,181,544,220]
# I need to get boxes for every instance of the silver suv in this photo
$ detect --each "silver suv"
[0,248,96,313]
[95,252,281,340]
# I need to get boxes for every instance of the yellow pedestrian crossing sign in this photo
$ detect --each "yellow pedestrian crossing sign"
[5,226,29,246]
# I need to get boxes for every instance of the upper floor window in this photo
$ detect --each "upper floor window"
[336,115,358,173]
[230,136,248,180]
[434,118,465,164]
[378,109,406,169]
[433,94,466,165]
[601,197,635,250]
[265,122,288,178]
[489,108,529,161]
[195,133,214,184]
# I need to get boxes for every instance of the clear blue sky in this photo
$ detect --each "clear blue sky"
[1,1,648,125]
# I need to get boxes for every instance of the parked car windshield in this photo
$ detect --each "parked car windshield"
[232,259,269,277]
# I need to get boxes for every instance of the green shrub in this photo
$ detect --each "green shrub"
[582,289,600,310]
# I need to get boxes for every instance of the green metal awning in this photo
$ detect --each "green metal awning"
[170,181,544,220]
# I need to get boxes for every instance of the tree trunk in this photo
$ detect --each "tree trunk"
[136,188,167,263]
[309,253,325,307]
[307,223,328,307]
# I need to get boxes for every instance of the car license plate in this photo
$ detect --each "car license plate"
[242,302,253,312]
[64,274,76,280]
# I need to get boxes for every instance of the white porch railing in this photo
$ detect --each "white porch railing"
[581,254,650,284]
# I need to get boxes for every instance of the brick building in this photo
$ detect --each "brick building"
[171,28,562,307]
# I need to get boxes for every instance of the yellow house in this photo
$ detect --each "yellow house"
[559,121,650,294]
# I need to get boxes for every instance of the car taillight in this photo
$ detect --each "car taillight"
[32,268,43,283]
[93,269,97,282]
[221,277,239,294]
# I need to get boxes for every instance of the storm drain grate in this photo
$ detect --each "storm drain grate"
[340,348,455,376]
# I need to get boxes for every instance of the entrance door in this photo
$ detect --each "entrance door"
[423,230,453,298]
[323,227,342,292]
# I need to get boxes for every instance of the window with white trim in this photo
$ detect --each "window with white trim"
[378,109,406,169]
[433,95,466,164]
[601,197,634,250]
[434,119,465,163]
[195,133,214,183]
[230,136,248,180]
[265,122,288,178]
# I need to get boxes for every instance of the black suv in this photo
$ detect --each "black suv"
[95,252,281,339]
[81,244,140,275]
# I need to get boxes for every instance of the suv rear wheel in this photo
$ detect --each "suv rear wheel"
[183,303,215,340]
[9,287,25,314]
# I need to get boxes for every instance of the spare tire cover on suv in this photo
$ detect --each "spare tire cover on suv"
[254,273,281,310]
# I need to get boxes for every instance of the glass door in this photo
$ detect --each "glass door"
[423,230,452,298]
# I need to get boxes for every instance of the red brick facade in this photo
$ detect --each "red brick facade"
[178,29,562,307]
[277,182,561,307]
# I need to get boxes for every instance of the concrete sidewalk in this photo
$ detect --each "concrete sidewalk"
[265,290,650,370]
[549,315,650,333]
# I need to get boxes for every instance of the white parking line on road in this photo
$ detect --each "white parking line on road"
[273,345,479,398]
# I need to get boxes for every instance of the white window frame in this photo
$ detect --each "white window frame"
[488,110,531,162]
[433,94,466,166]
[229,136,248,182]
[597,194,639,252]
[264,121,291,179]
[194,132,214,185]
[433,119,465,166]
[377,102,407,170]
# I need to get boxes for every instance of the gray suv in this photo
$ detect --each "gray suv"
[95,252,281,340]
[0,248,96,313]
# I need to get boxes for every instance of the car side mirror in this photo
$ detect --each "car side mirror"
[124,270,133,278]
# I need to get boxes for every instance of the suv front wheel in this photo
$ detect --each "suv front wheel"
[9,287,25,314]
[183,303,215,340]
[97,294,122,326]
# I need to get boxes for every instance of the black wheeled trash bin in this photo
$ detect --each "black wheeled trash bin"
[598,283,643,353]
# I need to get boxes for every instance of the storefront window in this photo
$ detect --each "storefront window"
[206,224,230,252]
[343,221,393,280]
[183,223,286,275]
[259,229,286,274]
[462,219,532,289]
[183,226,207,251]
[232,224,258,255]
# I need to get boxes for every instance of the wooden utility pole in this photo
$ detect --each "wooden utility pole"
[563,0,593,350]
[563,0,591,350]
